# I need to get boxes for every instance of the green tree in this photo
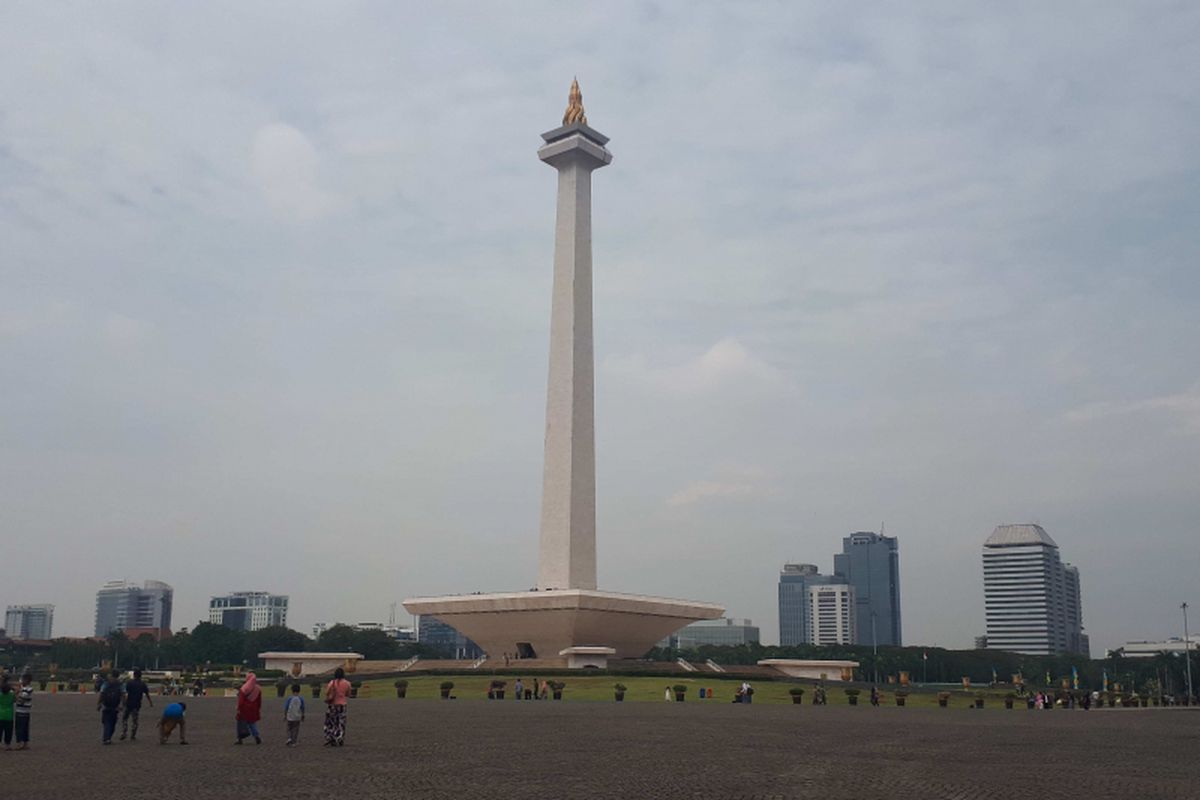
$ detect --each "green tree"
[314,624,358,653]
[188,622,246,666]
[244,626,311,666]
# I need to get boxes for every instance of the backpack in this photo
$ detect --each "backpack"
[100,681,123,709]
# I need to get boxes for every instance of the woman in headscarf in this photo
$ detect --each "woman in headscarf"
[235,672,263,744]
[323,667,352,747]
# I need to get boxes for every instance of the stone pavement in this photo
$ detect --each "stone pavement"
[2,694,1197,799]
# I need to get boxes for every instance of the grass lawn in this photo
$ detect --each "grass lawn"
[353,674,1014,708]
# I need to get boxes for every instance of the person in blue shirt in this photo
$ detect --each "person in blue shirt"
[158,702,188,745]
[283,684,305,746]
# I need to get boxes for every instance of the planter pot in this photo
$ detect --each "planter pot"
[791,696,804,704]
[494,690,505,700]
[552,691,563,700]
[614,692,625,702]
[440,688,452,699]
[1004,699,1014,709]
[350,687,359,699]
[674,692,686,702]
[937,698,948,708]
[974,699,984,709]
[895,697,906,707]
[311,686,321,698]
[1096,698,1104,707]
[396,689,407,699]
[847,696,859,706]
[38,682,48,691]
[57,683,65,692]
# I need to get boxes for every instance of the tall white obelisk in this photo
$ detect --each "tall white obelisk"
[536,79,612,591]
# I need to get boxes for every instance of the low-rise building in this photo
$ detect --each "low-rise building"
[676,618,760,649]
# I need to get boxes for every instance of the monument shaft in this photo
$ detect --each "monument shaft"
[537,119,611,591]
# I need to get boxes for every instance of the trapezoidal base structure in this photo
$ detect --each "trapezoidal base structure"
[403,589,724,662]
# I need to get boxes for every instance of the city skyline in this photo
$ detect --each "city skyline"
[2,6,1197,653]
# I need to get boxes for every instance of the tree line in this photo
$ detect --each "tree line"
[25,623,434,672]
[648,642,1196,696]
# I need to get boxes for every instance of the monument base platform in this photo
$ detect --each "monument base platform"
[403,589,724,662]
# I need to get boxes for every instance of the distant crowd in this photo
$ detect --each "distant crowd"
[0,666,359,750]
[90,667,356,747]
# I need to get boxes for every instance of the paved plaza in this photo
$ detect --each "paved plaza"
[3,694,1197,799]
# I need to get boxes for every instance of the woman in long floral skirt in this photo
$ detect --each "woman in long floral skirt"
[323,667,352,746]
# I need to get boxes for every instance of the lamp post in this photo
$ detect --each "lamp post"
[1183,602,1194,703]
[871,611,878,685]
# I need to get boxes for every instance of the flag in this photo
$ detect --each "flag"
[1103,669,1109,692]
[991,666,998,684]
[923,652,927,661]
[1072,666,1079,691]
[1046,670,1052,686]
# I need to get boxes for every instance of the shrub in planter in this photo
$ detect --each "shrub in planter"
[350,681,362,699]
[550,681,565,700]
[614,683,627,702]
[38,679,48,691]
[894,690,908,707]
[394,680,408,699]
[672,684,688,702]
[844,688,861,706]
[440,681,454,699]
[789,687,805,705]
[1004,694,1016,710]
[973,692,984,709]
[937,691,950,708]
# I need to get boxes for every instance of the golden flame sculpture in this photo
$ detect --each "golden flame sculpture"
[562,77,587,126]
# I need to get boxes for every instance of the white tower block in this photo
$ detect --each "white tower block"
[536,83,612,591]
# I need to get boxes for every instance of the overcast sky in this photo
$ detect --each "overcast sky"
[2,3,1198,653]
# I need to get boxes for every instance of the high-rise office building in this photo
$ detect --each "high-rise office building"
[209,591,289,631]
[808,584,856,645]
[94,580,173,637]
[4,604,54,640]
[779,564,833,646]
[833,531,902,647]
[982,524,1088,656]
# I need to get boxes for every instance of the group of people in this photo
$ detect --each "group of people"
[493,677,551,700]
[0,673,34,750]
[91,666,355,748]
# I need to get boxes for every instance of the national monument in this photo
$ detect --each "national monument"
[404,81,723,666]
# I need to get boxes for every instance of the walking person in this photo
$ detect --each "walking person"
[97,670,123,744]
[665,685,673,702]
[283,684,305,746]
[15,673,34,750]
[322,667,352,747]
[0,675,14,750]
[513,677,524,701]
[235,673,263,744]
[120,668,153,741]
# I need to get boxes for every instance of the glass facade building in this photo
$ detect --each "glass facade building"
[94,580,173,637]
[833,531,902,647]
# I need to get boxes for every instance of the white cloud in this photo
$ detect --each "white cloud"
[1065,387,1200,435]
[603,338,792,397]
[251,123,342,221]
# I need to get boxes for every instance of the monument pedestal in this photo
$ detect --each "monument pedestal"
[404,589,723,661]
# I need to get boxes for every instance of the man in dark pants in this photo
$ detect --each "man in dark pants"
[97,670,123,744]
[120,669,154,741]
